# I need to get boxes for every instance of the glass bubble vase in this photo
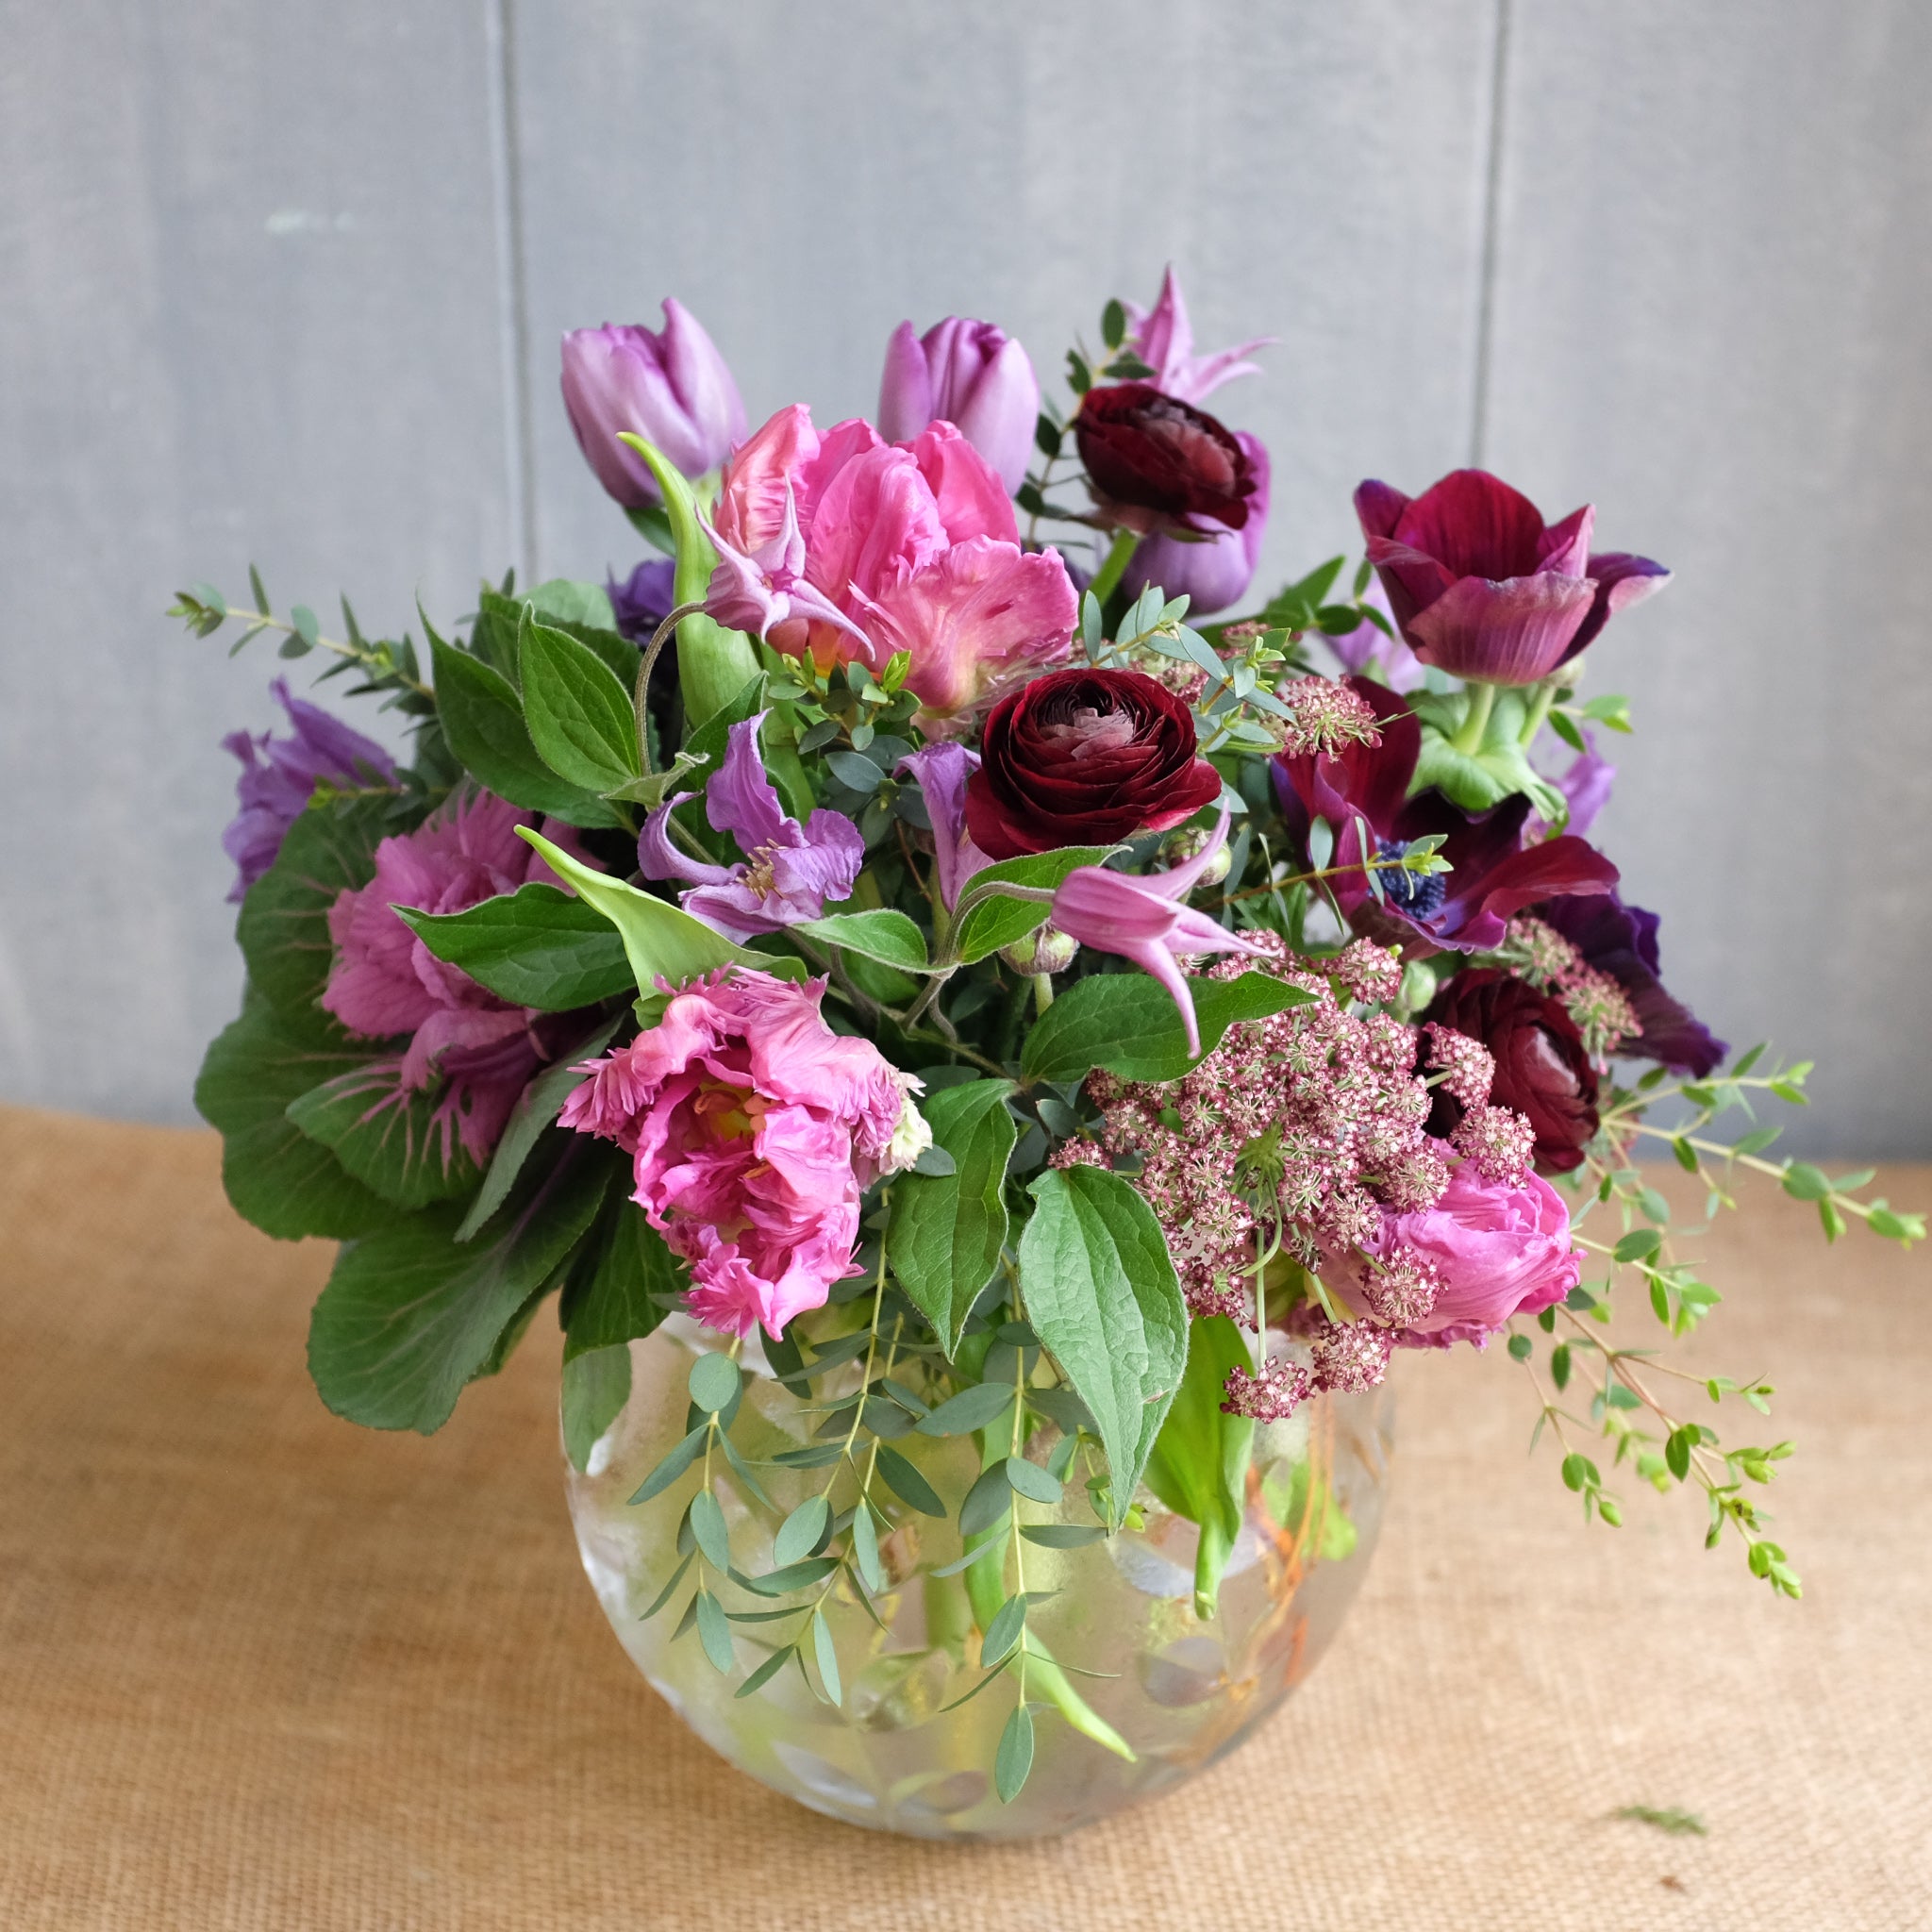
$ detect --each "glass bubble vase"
[565,1324,1393,1841]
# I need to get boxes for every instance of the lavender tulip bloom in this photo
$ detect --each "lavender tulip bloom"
[608,558,676,641]
[1125,267,1274,407]
[1121,431,1271,617]
[222,678,396,901]
[1049,812,1270,1056]
[639,712,863,941]
[1356,470,1669,686]
[560,301,746,509]
[877,317,1041,494]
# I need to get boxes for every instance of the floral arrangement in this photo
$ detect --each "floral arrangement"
[181,272,1921,1805]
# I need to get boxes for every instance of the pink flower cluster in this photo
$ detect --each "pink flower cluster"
[323,792,587,1167]
[708,408,1076,721]
[1506,914,1641,1062]
[559,970,924,1339]
[1059,933,1577,1419]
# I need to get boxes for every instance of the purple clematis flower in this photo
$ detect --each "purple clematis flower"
[222,677,397,901]
[896,741,992,911]
[1355,470,1669,686]
[1322,581,1424,693]
[639,712,864,941]
[1049,811,1271,1056]
[1274,676,1620,954]
[696,485,873,652]
[1124,267,1274,408]
[1534,892,1726,1076]
[1528,726,1616,840]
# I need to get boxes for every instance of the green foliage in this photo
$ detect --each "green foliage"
[560,1188,681,1358]
[397,884,635,1011]
[1021,969,1315,1085]
[516,608,643,792]
[285,1058,482,1209]
[1141,1314,1254,1619]
[560,1345,632,1474]
[792,908,932,974]
[947,847,1120,965]
[1018,1165,1188,1528]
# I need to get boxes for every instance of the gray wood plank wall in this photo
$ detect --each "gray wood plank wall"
[3,0,1925,1153]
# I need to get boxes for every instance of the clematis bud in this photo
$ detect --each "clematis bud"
[1001,924,1079,975]
[560,302,745,509]
[878,317,1041,496]
[1158,824,1231,887]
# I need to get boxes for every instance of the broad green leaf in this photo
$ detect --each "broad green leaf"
[793,908,932,974]
[397,882,634,1011]
[1021,970,1315,1086]
[516,826,806,991]
[616,432,759,728]
[561,1344,633,1474]
[236,795,396,1019]
[886,1079,1017,1354]
[949,846,1120,965]
[429,635,624,828]
[308,1152,613,1433]
[1018,1166,1188,1529]
[460,1013,624,1240]
[1142,1314,1254,1618]
[525,577,619,635]
[193,992,395,1241]
[561,1189,682,1357]
[286,1058,481,1208]
[517,608,642,792]
[470,585,637,689]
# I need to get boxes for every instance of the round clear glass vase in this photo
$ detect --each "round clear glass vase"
[565,1325,1393,1841]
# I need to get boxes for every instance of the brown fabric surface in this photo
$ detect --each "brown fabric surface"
[0,1104,1924,1930]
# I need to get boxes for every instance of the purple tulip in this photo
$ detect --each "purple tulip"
[221,678,396,901]
[877,317,1040,496]
[1125,267,1274,408]
[608,558,676,641]
[560,301,746,509]
[638,712,863,941]
[1049,812,1271,1057]
[1355,470,1668,686]
[1121,430,1271,616]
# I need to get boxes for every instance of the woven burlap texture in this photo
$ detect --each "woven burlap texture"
[0,1106,1924,1930]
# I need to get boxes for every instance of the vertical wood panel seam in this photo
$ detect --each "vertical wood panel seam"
[485,0,539,582]
[1469,0,1513,467]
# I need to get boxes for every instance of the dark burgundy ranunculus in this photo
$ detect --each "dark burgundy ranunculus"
[964,667,1224,860]
[1425,967,1599,1174]
[1074,382,1257,534]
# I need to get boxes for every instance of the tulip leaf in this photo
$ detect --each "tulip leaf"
[887,1079,1018,1355]
[285,1057,483,1210]
[560,1343,633,1474]
[793,908,932,974]
[1141,1314,1254,1619]
[395,882,635,1011]
[430,635,625,828]
[517,608,642,792]
[515,826,808,992]
[1021,970,1315,1086]
[1018,1165,1188,1529]
[308,1151,614,1433]
[948,846,1123,966]
[616,432,760,729]
[194,991,398,1241]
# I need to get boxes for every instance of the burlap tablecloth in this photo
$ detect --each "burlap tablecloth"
[0,1104,1925,1930]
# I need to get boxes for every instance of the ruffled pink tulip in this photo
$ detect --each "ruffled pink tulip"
[560,302,745,509]
[878,317,1041,495]
[710,406,1075,720]
[1048,811,1270,1056]
[559,970,923,1338]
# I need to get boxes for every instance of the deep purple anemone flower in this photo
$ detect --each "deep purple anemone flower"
[1274,676,1619,954]
[222,677,397,901]
[608,557,676,641]
[640,711,863,941]
[1355,470,1669,686]
[1534,892,1726,1076]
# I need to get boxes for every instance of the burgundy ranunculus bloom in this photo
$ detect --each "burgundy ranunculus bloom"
[1273,675,1620,954]
[1535,891,1727,1077]
[964,667,1224,860]
[1424,968,1599,1174]
[1355,470,1669,685]
[1074,382,1258,536]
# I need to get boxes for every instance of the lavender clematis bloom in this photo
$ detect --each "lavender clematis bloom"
[639,712,864,941]
[1050,812,1271,1057]
[608,557,676,641]
[222,677,397,900]
[1535,892,1726,1076]
[560,301,745,509]
[1121,431,1272,617]
[1355,470,1669,686]
[1125,267,1274,407]
[696,487,873,652]
[1533,727,1616,839]
[897,741,991,909]
[878,317,1041,495]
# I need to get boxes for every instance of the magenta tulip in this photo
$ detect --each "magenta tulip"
[878,317,1041,495]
